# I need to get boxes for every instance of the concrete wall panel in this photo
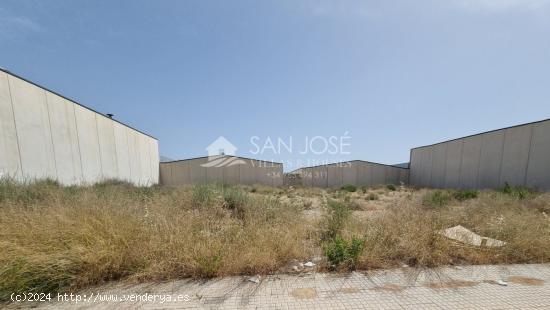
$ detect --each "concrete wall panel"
[223,164,240,185]
[371,165,386,185]
[172,160,190,185]
[137,132,152,185]
[126,128,142,184]
[149,139,160,184]
[385,167,400,185]
[499,125,532,187]
[399,169,409,185]
[478,130,505,189]
[342,163,357,185]
[311,166,328,188]
[188,157,208,184]
[302,168,313,187]
[159,162,173,186]
[356,163,370,186]
[409,150,421,186]
[96,115,119,180]
[0,72,22,180]
[272,164,283,186]
[418,148,433,187]
[430,144,447,188]
[459,135,483,189]
[255,165,271,186]
[239,161,256,185]
[206,166,224,183]
[327,164,343,188]
[45,93,82,185]
[9,75,57,180]
[444,139,463,188]
[526,121,550,190]
[74,105,103,183]
[113,122,131,182]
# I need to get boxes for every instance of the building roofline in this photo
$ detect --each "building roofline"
[160,155,283,165]
[0,67,157,140]
[411,117,550,151]
[291,160,409,172]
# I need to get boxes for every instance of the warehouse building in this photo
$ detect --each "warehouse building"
[160,155,283,187]
[410,118,550,190]
[292,160,409,188]
[0,69,159,186]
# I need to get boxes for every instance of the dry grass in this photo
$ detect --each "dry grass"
[0,180,315,300]
[345,189,550,269]
[1,180,549,301]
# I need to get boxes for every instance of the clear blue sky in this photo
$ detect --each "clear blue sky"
[1,0,549,171]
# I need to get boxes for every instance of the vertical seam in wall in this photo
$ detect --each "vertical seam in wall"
[523,125,535,187]
[475,137,483,188]
[94,114,104,180]
[146,139,152,185]
[44,91,59,180]
[427,148,433,186]
[125,128,132,182]
[441,144,448,188]
[497,130,507,186]
[73,106,85,184]
[428,148,434,187]
[169,163,173,186]
[111,122,119,178]
[457,139,465,188]
[5,75,24,178]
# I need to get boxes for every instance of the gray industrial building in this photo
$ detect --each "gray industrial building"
[159,155,283,187]
[292,160,409,188]
[410,118,550,190]
[0,69,159,186]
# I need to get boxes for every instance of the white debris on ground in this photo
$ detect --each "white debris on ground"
[496,280,508,286]
[438,225,506,247]
[247,275,261,284]
[304,261,316,267]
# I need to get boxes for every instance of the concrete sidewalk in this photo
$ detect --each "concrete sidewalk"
[12,264,550,309]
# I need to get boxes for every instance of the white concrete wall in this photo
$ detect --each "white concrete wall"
[160,156,283,187]
[0,70,158,186]
[45,92,82,184]
[0,72,22,180]
[298,161,408,188]
[410,119,550,190]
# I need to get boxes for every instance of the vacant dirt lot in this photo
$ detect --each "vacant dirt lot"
[1,180,549,302]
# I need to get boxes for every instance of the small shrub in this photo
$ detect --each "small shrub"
[366,193,378,201]
[453,190,478,201]
[191,183,216,208]
[195,253,223,278]
[345,199,362,211]
[325,200,351,239]
[222,187,249,219]
[422,190,451,208]
[501,182,533,200]
[386,184,396,191]
[323,235,364,270]
[223,187,248,210]
[341,184,357,192]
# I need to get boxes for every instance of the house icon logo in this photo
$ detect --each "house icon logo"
[201,136,246,167]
